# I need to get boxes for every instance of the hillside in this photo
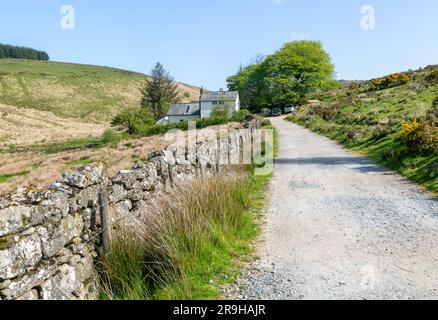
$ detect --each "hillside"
[288,66,438,193]
[0,59,200,146]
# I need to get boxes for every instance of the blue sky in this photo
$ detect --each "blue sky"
[1,0,437,89]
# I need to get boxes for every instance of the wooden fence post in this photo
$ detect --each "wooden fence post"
[98,190,111,254]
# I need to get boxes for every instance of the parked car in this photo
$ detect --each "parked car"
[271,108,282,117]
[284,104,296,114]
[261,108,272,117]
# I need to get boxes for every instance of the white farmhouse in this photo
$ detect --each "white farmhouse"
[199,89,240,118]
[166,102,201,124]
[164,89,240,124]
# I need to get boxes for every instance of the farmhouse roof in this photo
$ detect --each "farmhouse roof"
[167,102,200,116]
[200,90,239,102]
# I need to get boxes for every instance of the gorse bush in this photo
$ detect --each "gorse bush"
[425,68,438,85]
[98,169,263,300]
[400,119,437,154]
[401,98,438,154]
[369,73,410,91]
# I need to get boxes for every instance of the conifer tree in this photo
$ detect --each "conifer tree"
[140,62,180,120]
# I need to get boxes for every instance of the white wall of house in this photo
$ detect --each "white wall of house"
[200,101,214,118]
[200,95,241,118]
[235,94,241,112]
[168,115,201,124]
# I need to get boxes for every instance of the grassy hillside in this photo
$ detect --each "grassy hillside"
[0,59,200,122]
[288,66,438,193]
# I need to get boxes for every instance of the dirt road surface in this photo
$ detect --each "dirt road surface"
[227,117,438,300]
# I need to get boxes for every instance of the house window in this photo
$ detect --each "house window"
[212,101,218,106]
[185,105,191,114]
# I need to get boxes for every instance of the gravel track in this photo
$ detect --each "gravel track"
[225,118,438,300]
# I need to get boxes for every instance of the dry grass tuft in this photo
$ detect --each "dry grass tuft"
[98,168,263,300]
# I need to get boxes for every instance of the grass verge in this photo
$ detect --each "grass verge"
[98,123,276,300]
[98,167,271,300]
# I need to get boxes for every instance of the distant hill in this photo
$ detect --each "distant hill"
[0,59,200,123]
[0,44,49,61]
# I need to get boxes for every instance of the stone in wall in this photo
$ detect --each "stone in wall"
[0,231,42,280]
[37,213,84,259]
[109,199,133,223]
[0,205,46,238]
[0,197,9,209]
[108,183,128,204]
[58,164,105,189]
[77,185,100,209]
[113,171,137,190]
[173,147,189,166]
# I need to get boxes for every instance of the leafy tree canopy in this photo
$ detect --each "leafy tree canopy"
[227,41,338,112]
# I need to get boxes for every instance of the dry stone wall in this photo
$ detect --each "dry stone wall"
[0,123,259,300]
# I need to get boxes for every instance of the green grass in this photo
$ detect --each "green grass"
[0,59,198,122]
[64,157,94,167]
[0,170,29,183]
[32,163,42,170]
[99,168,271,300]
[288,67,438,193]
[156,177,269,300]
[351,135,438,192]
[261,119,279,157]
[1,129,128,154]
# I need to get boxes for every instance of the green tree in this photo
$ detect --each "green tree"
[227,62,271,113]
[0,44,49,61]
[140,62,180,121]
[264,41,336,106]
[111,108,154,134]
[227,41,337,111]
